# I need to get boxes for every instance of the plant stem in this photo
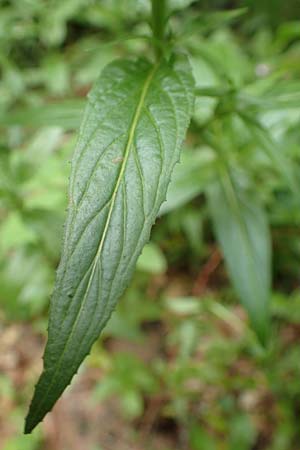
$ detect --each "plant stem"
[151,0,167,58]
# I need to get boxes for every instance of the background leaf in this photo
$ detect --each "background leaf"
[0,100,84,130]
[159,147,215,215]
[136,242,167,274]
[206,168,271,343]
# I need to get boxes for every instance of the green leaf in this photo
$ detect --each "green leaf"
[159,147,215,215]
[179,8,248,41]
[137,242,167,274]
[25,54,194,433]
[206,169,271,344]
[238,112,300,199]
[0,100,85,129]
[189,424,217,450]
[0,211,37,252]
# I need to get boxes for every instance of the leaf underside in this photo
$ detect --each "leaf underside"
[25,54,194,433]
[206,171,271,343]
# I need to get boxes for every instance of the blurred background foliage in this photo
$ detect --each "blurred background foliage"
[1,1,300,449]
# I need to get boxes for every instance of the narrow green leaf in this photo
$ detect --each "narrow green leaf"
[159,147,215,215]
[179,8,248,41]
[25,55,194,433]
[238,111,300,199]
[137,242,167,274]
[206,169,271,344]
[0,100,85,129]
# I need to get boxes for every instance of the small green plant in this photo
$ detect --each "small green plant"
[22,0,300,434]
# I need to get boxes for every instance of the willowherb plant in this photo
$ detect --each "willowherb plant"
[25,0,195,433]
[25,0,287,432]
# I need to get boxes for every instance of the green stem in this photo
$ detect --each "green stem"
[151,0,167,58]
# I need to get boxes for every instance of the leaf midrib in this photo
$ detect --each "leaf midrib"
[26,60,160,427]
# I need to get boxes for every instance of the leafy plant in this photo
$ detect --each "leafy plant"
[15,0,299,436]
[24,0,195,433]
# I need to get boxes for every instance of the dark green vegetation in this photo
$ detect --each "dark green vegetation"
[1,1,300,449]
